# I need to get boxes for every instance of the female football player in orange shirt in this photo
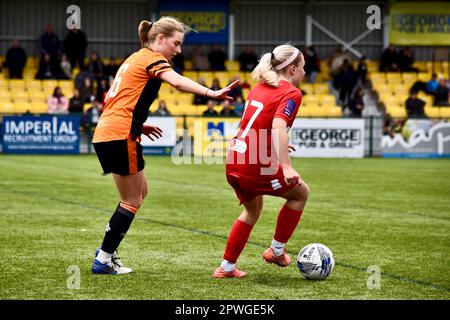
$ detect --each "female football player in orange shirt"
[91,16,238,274]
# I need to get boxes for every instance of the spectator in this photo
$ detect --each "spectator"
[86,51,104,81]
[47,87,69,114]
[5,39,27,79]
[208,44,226,71]
[203,100,218,117]
[356,56,368,86]
[96,77,110,104]
[35,53,59,79]
[238,46,258,71]
[220,100,236,117]
[411,73,439,95]
[348,87,364,117]
[397,47,419,72]
[433,79,450,106]
[79,77,95,103]
[333,59,358,108]
[83,99,103,127]
[380,45,399,72]
[153,100,172,116]
[227,75,244,101]
[172,52,185,75]
[405,90,426,118]
[63,28,88,70]
[103,57,119,80]
[328,47,352,77]
[233,96,245,116]
[74,66,95,92]
[193,78,209,105]
[40,24,61,64]
[68,88,84,113]
[210,78,222,105]
[191,45,210,71]
[303,46,321,83]
[60,53,72,79]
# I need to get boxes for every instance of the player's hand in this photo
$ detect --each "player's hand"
[288,144,296,153]
[142,125,163,141]
[282,166,300,185]
[213,80,240,101]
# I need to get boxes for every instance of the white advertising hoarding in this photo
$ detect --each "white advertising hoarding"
[141,116,177,147]
[290,119,365,158]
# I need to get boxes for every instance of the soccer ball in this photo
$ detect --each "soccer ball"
[297,243,334,280]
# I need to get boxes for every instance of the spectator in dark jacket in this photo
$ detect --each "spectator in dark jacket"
[40,24,61,65]
[303,46,321,83]
[405,91,426,118]
[5,39,27,79]
[433,79,449,106]
[203,100,218,117]
[87,51,104,81]
[63,28,88,70]
[333,59,358,107]
[35,53,59,79]
[348,87,365,117]
[238,46,258,71]
[103,57,120,80]
[68,88,84,113]
[380,45,399,72]
[208,44,226,71]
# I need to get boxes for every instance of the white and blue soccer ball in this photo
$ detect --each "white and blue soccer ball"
[297,243,335,280]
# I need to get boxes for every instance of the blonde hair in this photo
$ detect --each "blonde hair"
[138,16,191,48]
[251,44,303,87]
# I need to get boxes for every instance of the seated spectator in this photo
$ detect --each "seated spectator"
[227,75,244,101]
[203,100,218,117]
[356,56,368,86]
[172,52,185,75]
[397,47,419,72]
[103,57,119,80]
[35,53,59,79]
[433,79,450,106]
[220,100,236,117]
[210,78,222,104]
[238,46,258,71]
[380,45,400,72]
[96,77,110,103]
[348,87,364,117]
[47,87,69,114]
[68,88,84,113]
[74,66,95,91]
[153,100,171,116]
[79,77,95,103]
[60,53,72,79]
[303,46,321,83]
[86,51,104,81]
[208,44,226,71]
[405,90,426,118]
[233,96,245,116]
[411,73,439,95]
[83,99,103,127]
[193,78,209,105]
[5,39,27,79]
[191,45,210,71]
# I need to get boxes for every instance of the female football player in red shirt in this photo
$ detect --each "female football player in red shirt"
[91,16,238,274]
[213,44,310,278]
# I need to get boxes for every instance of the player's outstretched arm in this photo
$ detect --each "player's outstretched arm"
[159,70,239,101]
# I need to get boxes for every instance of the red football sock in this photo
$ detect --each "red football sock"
[273,205,303,243]
[223,219,254,263]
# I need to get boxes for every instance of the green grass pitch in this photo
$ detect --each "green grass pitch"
[0,155,449,299]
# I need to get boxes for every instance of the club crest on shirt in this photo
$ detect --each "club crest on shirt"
[284,99,296,118]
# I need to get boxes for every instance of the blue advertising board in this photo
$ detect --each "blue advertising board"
[1,115,80,154]
[158,0,229,44]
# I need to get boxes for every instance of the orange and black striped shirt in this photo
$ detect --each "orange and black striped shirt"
[93,48,172,143]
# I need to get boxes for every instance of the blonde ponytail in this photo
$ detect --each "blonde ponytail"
[251,44,302,87]
[138,20,152,48]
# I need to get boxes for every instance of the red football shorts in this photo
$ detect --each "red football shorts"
[226,167,300,205]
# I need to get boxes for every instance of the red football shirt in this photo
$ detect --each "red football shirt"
[226,80,302,178]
